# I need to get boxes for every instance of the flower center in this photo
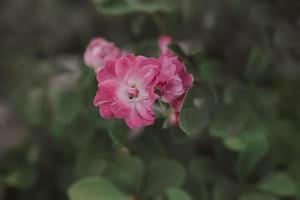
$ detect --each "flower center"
[154,82,165,96]
[127,84,139,99]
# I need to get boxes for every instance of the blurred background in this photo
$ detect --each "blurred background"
[0,0,300,200]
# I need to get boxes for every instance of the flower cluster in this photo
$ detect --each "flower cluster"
[84,36,193,129]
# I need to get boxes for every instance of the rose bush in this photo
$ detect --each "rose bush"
[0,0,300,200]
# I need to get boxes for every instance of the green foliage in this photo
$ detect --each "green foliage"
[179,84,216,136]
[165,187,191,200]
[239,193,278,200]
[93,0,179,15]
[105,155,145,192]
[1,0,300,200]
[143,159,186,198]
[257,173,298,197]
[68,177,130,200]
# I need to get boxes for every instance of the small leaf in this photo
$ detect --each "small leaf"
[107,120,128,147]
[224,137,245,151]
[165,187,192,200]
[257,173,298,196]
[240,193,278,200]
[105,155,145,192]
[199,59,221,82]
[244,47,270,82]
[144,159,186,198]
[93,0,178,15]
[5,167,36,189]
[168,43,190,62]
[23,88,45,126]
[54,89,82,124]
[179,84,216,136]
[189,158,222,185]
[68,177,130,200]
[235,135,269,180]
[213,179,237,200]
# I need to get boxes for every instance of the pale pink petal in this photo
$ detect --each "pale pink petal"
[162,76,185,103]
[138,64,159,85]
[136,56,159,67]
[97,59,117,83]
[159,56,177,82]
[136,101,156,121]
[159,35,173,54]
[125,107,155,129]
[115,54,136,80]
[111,100,130,118]
[96,80,118,101]
[84,37,121,72]
[99,103,114,119]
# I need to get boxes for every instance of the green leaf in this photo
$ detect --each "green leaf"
[107,120,128,147]
[68,177,130,200]
[240,193,278,200]
[93,0,132,15]
[23,88,45,126]
[168,43,190,63]
[212,179,237,200]
[5,167,36,189]
[199,59,221,82]
[223,137,245,151]
[105,155,145,192]
[235,135,269,180]
[165,187,192,200]
[93,0,178,15]
[189,158,222,185]
[244,47,270,82]
[76,159,107,178]
[179,84,216,136]
[257,173,298,196]
[144,159,186,198]
[53,89,82,124]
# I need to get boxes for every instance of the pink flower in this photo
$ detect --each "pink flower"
[84,37,121,72]
[156,35,194,124]
[94,54,159,129]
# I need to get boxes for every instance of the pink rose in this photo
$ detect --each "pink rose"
[84,37,121,72]
[94,54,159,129]
[156,35,194,124]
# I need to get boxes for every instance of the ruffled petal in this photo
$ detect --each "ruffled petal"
[125,106,155,129]
[115,54,136,80]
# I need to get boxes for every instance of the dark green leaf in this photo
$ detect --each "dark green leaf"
[189,158,222,185]
[23,88,45,126]
[105,155,145,192]
[53,89,82,123]
[179,84,216,136]
[244,47,270,82]
[213,179,237,200]
[93,0,178,15]
[165,187,192,200]
[240,193,278,200]
[107,120,128,147]
[5,167,36,189]
[144,159,186,198]
[235,135,269,180]
[199,59,221,82]
[68,177,130,200]
[257,173,298,196]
